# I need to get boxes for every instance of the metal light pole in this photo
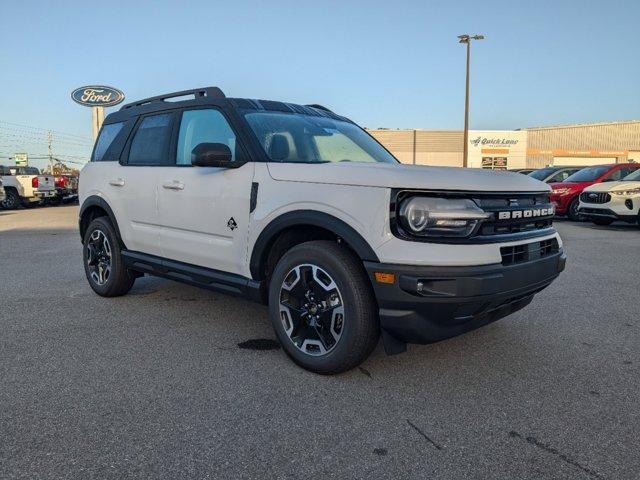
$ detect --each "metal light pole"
[458,34,484,168]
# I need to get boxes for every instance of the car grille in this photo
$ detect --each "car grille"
[580,192,611,204]
[500,238,559,266]
[473,193,554,237]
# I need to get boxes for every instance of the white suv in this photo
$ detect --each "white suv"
[79,87,565,374]
[579,169,640,226]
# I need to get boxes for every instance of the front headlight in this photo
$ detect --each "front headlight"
[398,197,490,237]
[611,188,640,196]
[552,188,570,195]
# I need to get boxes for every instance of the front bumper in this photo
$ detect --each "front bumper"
[550,193,573,215]
[579,195,639,223]
[364,251,566,346]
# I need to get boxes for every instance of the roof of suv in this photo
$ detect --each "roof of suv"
[105,86,351,124]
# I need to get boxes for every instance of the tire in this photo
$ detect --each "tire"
[268,240,379,374]
[592,218,613,226]
[567,197,581,221]
[83,216,136,297]
[1,189,20,210]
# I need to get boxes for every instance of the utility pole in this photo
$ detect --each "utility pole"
[458,34,484,168]
[48,131,54,174]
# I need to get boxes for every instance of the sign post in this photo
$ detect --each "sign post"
[91,106,105,141]
[71,85,125,141]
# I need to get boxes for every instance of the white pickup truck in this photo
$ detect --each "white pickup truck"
[0,166,56,209]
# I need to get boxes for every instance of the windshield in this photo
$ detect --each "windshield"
[528,168,557,180]
[244,112,398,164]
[564,166,610,182]
[623,169,640,181]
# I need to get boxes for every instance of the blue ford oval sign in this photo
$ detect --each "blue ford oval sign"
[71,85,125,107]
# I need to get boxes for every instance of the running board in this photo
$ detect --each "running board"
[122,251,263,302]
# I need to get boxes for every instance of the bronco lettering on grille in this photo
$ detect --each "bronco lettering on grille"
[497,207,554,220]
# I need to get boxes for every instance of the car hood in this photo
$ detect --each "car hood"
[584,181,640,193]
[549,181,589,190]
[267,162,550,192]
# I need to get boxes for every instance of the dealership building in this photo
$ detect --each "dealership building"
[367,119,640,169]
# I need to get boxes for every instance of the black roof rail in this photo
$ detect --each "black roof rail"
[306,104,333,113]
[120,87,225,110]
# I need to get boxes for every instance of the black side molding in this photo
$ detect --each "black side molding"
[122,251,263,302]
[249,210,380,280]
[79,196,123,243]
[250,182,259,213]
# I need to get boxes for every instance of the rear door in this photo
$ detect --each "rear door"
[156,107,254,275]
[113,112,176,255]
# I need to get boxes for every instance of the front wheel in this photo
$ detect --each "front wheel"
[567,197,582,221]
[83,216,136,297]
[268,241,379,374]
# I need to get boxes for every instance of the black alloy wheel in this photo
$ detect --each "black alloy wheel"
[268,241,379,374]
[86,229,112,286]
[279,263,345,356]
[83,217,136,297]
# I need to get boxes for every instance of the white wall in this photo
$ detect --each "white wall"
[553,156,617,166]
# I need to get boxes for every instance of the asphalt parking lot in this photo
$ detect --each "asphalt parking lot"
[0,205,638,480]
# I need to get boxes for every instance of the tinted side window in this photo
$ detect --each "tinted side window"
[553,170,574,182]
[604,168,623,182]
[620,167,638,178]
[176,109,237,165]
[93,122,124,161]
[128,113,173,165]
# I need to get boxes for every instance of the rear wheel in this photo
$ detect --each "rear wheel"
[1,190,20,210]
[83,216,136,297]
[268,241,379,374]
[592,217,613,226]
[567,197,581,221]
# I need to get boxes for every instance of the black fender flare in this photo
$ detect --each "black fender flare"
[249,210,380,279]
[78,196,123,243]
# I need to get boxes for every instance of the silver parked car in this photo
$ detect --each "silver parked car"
[528,166,583,183]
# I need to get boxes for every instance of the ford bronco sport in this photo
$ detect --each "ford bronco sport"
[79,87,566,374]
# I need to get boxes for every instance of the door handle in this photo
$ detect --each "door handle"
[162,180,184,190]
[109,178,125,187]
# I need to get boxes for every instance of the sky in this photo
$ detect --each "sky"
[1,0,639,169]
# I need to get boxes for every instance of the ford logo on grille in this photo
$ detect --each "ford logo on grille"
[71,85,125,107]
[497,206,555,220]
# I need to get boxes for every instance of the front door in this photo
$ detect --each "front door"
[156,108,254,275]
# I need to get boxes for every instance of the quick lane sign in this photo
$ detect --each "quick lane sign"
[71,86,125,107]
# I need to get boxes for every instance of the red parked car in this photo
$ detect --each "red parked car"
[549,163,640,220]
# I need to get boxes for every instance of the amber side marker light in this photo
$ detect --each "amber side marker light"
[374,272,396,284]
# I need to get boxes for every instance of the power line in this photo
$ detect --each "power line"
[0,130,92,145]
[0,121,92,142]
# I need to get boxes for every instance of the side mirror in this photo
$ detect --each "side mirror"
[191,143,236,168]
